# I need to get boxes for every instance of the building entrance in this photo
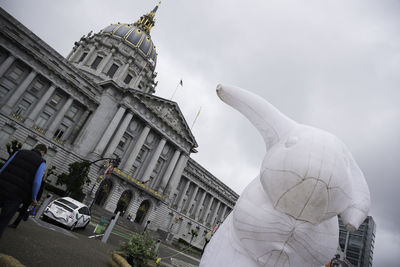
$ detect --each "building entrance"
[134,200,150,225]
[95,179,113,206]
[114,190,132,216]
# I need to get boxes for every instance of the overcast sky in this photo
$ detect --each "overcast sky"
[1,0,399,265]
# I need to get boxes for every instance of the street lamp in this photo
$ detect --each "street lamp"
[88,156,121,211]
[142,220,151,234]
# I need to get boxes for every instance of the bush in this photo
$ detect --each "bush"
[118,232,157,267]
[56,161,91,197]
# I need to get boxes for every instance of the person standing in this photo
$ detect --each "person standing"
[0,144,47,238]
[9,181,45,229]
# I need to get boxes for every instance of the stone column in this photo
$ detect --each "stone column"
[97,51,113,74]
[0,54,15,77]
[80,45,96,66]
[156,149,180,193]
[92,105,126,156]
[1,70,36,114]
[194,190,206,220]
[220,205,228,222]
[68,44,83,61]
[121,125,150,172]
[202,196,214,223]
[133,63,146,87]
[222,207,231,221]
[186,185,199,216]
[104,181,120,212]
[68,109,91,145]
[25,84,57,127]
[117,60,132,80]
[74,91,118,157]
[45,96,74,138]
[176,179,190,211]
[141,138,166,183]
[103,112,133,158]
[164,154,189,196]
[210,201,221,225]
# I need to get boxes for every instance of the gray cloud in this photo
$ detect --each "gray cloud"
[2,0,399,265]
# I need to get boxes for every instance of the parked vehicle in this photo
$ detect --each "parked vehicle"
[42,197,91,230]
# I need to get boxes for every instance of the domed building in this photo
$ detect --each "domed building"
[69,4,159,94]
[0,3,238,247]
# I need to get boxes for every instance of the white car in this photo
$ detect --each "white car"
[42,197,91,230]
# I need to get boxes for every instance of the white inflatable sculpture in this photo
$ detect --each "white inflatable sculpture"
[200,85,370,267]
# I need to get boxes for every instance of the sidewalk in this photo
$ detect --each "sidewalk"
[0,218,115,267]
[0,217,201,267]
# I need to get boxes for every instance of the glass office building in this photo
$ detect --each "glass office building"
[339,216,376,267]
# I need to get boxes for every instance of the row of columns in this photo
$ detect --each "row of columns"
[0,54,88,141]
[173,177,230,225]
[89,104,189,198]
[71,44,148,92]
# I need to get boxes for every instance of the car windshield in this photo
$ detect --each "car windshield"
[56,199,79,210]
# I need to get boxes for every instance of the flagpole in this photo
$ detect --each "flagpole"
[170,83,179,100]
[170,79,183,100]
[190,106,202,130]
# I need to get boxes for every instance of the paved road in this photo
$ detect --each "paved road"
[0,216,200,267]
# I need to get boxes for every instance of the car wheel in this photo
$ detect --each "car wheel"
[41,215,49,222]
[70,222,77,231]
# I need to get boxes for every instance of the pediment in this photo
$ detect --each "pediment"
[136,93,198,148]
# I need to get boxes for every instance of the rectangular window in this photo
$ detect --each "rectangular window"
[49,93,62,107]
[0,63,27,100]
[91,56,103,69]
[0,85,9,99]
[66,105,79,119]
[118,135,128,149]
[36,106,55,128]
[14,99,31,116]
[22,136,37,150]
[137,148,147,162]
[0,125,15,148]
[78,52,88,63]
[130,166,137,176]
[53,123,68,140]
[106,63,119,78]
[8,65,24,81]
[154,159,164,173]
[30,79,45,94]
[124,74,133,84]
[35,113,50,128]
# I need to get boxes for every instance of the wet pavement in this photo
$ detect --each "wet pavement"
[0,216,200,267]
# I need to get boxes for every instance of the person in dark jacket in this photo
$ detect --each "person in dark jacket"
[0,143,47,238]
[8,182,45,228]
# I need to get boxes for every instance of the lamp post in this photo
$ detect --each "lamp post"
[88,156,121,211]
[142,220,151,234]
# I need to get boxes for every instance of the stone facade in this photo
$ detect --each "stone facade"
[0,6,238,249]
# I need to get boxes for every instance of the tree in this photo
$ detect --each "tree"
[44,165,57,181]
[6,139,22,159]
[118,232,157,267]
[56,161,91,200]
[189,229,198,245]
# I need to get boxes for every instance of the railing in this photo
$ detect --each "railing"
[11,113,25,122]
[112,168,166,201]
[33,125,45,134]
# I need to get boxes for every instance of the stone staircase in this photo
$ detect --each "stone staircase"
[89,205,144,237]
